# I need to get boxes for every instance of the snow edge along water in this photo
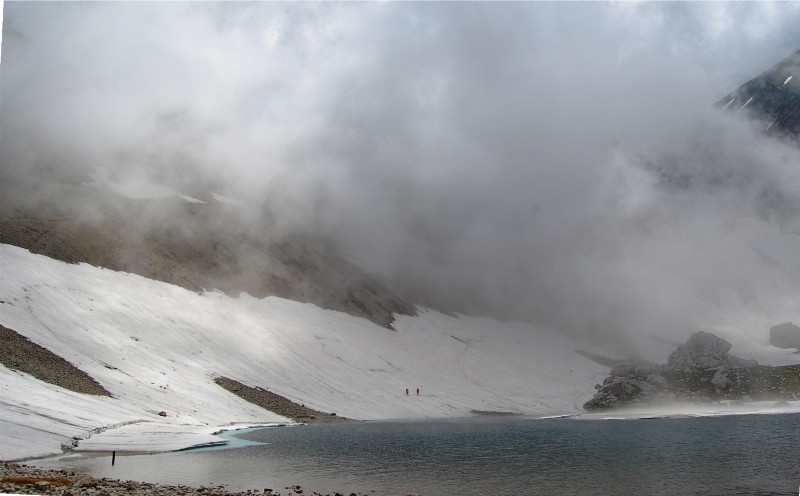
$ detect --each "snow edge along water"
[0,243,612,461]
[2,242,800,462]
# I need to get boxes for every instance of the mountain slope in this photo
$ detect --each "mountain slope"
[716,49,800,136]
[0,243,612,461]
[0,181,415,328]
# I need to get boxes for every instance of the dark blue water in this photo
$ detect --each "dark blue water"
[37,414,800,495]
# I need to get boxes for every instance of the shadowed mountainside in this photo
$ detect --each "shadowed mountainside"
[0,181,415,329]
[716,49,800,136]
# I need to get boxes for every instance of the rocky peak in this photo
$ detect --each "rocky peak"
[667,331,734,371]
[716,49,800,137]
[769,322,800,352]
[581,331,797,411]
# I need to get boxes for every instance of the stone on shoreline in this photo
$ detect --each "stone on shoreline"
[0,461,375,496]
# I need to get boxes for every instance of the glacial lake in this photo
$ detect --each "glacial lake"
[35,413,800,496]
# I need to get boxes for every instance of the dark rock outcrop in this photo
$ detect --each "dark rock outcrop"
[716,49,800,137]
[587,376,649,410]
[584,331,800,410]
[0,324,110,396]
[667,331,735,371]
[770,322,800,351]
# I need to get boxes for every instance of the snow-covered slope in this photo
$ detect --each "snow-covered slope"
[0,243,610,461]
[3,226,800,462]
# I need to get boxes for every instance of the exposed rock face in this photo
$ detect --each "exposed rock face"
[587,376,649,410]
[585,360,672,411]
[584,331,800,411]
[715,49,800,137]
[770,322,800,351]
[667,331,734,371]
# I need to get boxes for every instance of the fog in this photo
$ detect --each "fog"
[3,2,800,349]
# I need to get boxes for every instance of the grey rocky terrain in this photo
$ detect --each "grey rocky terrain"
[214,377,351,424]
[716,49,800,137]
[0,324,109,396]
[584,331,800,410]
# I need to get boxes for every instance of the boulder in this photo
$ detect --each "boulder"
[685,331,732,353]
[667,331,735,371]
[583,377,645,410]
[769,322,800,351]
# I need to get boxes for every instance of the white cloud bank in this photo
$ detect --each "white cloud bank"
[4,2,800,352]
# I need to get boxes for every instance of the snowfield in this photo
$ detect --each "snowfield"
[1,242,799,462]
[0,243,612,461]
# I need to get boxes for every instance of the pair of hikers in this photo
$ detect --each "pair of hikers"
[405,388,420,396]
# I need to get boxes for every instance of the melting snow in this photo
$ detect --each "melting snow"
[0,244,610,461]
[2,217,800,461]
[721,97,736,111]
[737,96,753,112]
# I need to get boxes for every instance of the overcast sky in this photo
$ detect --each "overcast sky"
[3,2,800,351]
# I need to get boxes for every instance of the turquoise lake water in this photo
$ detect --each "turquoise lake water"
[36,414,800,495]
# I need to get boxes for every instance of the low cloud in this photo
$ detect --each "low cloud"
[4,2,800,354]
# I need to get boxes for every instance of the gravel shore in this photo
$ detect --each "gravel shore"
[1,462,378,496]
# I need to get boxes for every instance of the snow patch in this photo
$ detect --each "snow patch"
[737,96,753,112]
[2,229,799,461]
[211,192,247,208]
[721,97,735,111]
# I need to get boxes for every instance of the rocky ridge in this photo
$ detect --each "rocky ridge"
[716,49,800,136]
[584,331,800,410]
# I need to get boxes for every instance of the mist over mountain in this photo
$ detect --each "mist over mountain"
[0,185,415,328]
[5,3,800,467]
[716,49,800,136]
[4,2,800,357]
